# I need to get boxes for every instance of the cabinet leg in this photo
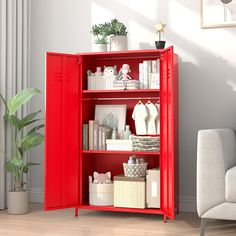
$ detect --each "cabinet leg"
[74,208,79,217]
[164,214,167,223]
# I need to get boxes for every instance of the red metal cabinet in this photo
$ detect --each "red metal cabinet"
[44,48,178,221]
[45,53,80,210]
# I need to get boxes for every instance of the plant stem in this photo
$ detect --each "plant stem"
[159,32,161,41]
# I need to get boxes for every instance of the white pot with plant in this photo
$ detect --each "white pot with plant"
[91,24,108,52]
[107,19,128,51]
[0,88,44,214]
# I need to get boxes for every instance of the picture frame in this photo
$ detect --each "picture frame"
[95,104,127,134]
[201,0,236,28]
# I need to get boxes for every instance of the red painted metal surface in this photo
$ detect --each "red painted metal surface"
[45,53,80,210]
[45,48,178,220]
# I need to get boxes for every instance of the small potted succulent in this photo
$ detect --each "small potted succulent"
[91,24,108,52]
[0,88,44,214]
[106,18,128,51]
[91,19,128,52]
[155,22,166,49]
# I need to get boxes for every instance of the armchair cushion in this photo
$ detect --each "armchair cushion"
[226,166,236,202]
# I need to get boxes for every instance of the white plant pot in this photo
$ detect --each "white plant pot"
[93,44,107,52]
[110,35,127,51]
[8,191,29,214]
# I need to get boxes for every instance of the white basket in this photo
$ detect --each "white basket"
[87,75,117,90]
[106,139,133,151]
[89,177,114,206]
[123,163,148,177]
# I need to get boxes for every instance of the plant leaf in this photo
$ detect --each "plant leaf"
[9,88,41,115]
[5,161,14,173]
[18,110,41,129]
[20,132,44,151]
[0,93,9,112]
[23,162,40,173]
[28,124,45,135]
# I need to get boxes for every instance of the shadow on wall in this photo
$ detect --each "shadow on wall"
[91,0,236,199]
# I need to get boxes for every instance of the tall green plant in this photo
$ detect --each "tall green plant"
[0,88,44,192]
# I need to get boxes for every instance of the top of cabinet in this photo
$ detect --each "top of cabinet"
[46,46,174,59]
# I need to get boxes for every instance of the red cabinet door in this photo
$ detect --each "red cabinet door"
[161,47,177,219]
[45,53,80,210]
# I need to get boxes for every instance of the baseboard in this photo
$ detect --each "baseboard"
[29,188,44,203]
[180,195,197,213]
[29,188,197,213]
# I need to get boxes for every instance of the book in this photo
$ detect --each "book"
[150,59,160,89]
[82,124,89,150]
[88,120,99,150]
[143,60,151,89]
[98,126,103,150]
[139,63,144,89]
[93,124,99,150]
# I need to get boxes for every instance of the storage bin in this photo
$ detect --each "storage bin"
[114,175,145,209]
[123,162,148,177]
[89,176,114,206]
[87,75,117,90]
[146,168,160,208]
[106,139,132,151]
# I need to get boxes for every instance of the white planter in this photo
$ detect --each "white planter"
[93,44,107,52]
[8,191,29,214]
[110,35,127,51]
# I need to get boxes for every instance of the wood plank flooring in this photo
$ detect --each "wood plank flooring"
[1,204,236,235]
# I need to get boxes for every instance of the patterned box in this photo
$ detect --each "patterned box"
[114,175,145,209]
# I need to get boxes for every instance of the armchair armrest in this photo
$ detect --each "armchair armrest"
[197,129,236,217]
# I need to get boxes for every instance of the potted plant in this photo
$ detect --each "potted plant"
[91,24,108,52]
[106,18,128,51]
[155,22,166,49]
[0,88,44,214]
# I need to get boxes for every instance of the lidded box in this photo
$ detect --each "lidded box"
[114,175,145,209]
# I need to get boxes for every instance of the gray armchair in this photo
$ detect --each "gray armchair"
[197,129,236,235]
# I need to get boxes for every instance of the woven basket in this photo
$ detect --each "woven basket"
[123,163,148,177]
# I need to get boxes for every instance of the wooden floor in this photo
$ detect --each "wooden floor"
[1,204,236,235]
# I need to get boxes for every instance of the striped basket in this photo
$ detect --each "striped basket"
[123,163,148,177]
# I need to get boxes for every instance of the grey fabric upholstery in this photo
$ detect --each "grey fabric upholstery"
[202,202,236,220]
[197,129,236,218]
[226,166,236,202]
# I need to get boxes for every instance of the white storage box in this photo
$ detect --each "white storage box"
[89,176,113,206]
[146,168,160,208]
[114,175,145,209]
[106,139,132,151]
[87,75,117,90]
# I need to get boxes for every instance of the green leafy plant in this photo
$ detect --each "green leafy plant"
[107,18,127,36]
[91,24,108,44]
[91,19,127,44]
[0,88,44,192]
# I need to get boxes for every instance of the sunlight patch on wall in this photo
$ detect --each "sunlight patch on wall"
[169,0,236,67]
[115,0,157,20]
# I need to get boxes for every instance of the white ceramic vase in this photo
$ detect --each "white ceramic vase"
[110,35,127,51]
[8,191,29,214]
[93,43,107,52]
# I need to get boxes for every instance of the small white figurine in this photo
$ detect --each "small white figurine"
[118,64,132,81]
[103,65,118,76]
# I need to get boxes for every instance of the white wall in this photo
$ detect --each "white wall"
[29,0,236,211]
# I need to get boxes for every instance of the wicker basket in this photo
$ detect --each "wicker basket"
[123,163,148,177]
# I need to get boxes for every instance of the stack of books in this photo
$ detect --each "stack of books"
[113,80,140,90]
[83,121,111,150]
[139,59,160,89]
